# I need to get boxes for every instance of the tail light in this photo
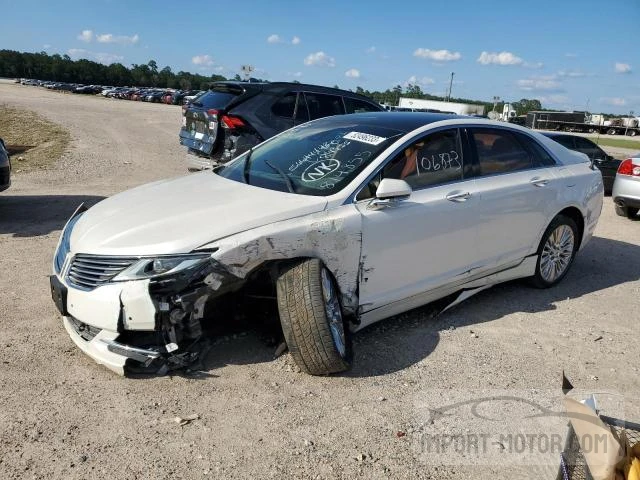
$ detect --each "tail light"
[617,159,640,176]
[206,109,219,117]
[221,115,245,129]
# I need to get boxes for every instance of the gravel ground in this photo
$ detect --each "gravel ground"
[1,81,639,480]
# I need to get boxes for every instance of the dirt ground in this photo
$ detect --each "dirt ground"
[0,81,639,480]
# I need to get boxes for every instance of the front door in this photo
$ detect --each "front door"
[356,128,482,313]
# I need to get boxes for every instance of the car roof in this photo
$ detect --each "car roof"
[209,81,381,104]
[311,112,464,132]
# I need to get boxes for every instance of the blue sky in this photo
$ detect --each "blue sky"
[1,0,638,113]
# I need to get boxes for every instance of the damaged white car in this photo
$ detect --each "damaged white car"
[50,113,603,376]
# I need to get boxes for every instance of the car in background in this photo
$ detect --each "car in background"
[542,132,621,193]
[612,153,640,219]
[179,82,385,170]
[52,114,602,376]
[0,138,11,192]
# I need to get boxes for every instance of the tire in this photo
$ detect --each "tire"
[530,215,579,289]
[614,204,638,218]
[276,259,352,375]
[628,130,638,137]
[626,207,639,219]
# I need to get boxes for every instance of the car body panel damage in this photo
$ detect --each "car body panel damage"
[120,280,156,331]
[202,205,363,315]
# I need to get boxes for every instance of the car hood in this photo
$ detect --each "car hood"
[70,173,327,256]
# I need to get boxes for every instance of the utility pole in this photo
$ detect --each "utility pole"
[446,72,455,102]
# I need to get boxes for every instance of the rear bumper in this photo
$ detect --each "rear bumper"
[612,174,640,208]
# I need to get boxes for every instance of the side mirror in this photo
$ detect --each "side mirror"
[368,179,412,210]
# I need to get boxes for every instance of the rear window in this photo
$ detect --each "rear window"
[304,92,345,120]
[192,88,241,109]
[344,97,381,114]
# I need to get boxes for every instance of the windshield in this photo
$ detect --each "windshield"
[217,121,403,196]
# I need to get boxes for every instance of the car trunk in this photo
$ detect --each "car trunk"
[180,83,261,158]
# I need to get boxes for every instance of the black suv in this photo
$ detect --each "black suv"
[542,132,621,193]
[179,81,384,169]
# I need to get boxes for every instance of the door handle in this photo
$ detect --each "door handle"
[530,177,548,187]
[445,191,471,202]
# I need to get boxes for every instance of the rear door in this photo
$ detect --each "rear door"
[303,92,345,120]
[469,127,562,270]
[179,86,243,155]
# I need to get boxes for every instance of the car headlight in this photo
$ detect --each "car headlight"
[111,253,212,282]
[54,206,86,274]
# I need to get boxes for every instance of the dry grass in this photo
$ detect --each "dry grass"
[0,104,71,172]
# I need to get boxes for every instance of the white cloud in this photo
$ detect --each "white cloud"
[523,61,544,69]
[43,44,52,50]
[304,51,335,67]
[192,54,214,66]
[558,70,588,78]
[77,30,93,42]
[539,94,571,105]
[95,52,125,64]
[615,62,632,74]
[517,76,563,92]
[413,48,461,62]
[267,34,281,44]
[96,33,139,45]
[67,48,123,64]
[601,97,627,106]
[291,36,300,45]
[477,51,523,66]
[345,68,360,78]
[366,46,376,54]
[565,53,578,58]
[406,75,435,87]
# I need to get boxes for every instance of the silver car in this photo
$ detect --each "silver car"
[50,113,603,376]
[612,153,640,219]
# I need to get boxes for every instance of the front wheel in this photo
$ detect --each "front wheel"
[530,216,579,288]
[276,259,352,375]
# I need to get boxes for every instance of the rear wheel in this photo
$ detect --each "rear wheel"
[530,215,579,288]
[615,204,639,218]
[276,259,352,375]
[626,207,639,219]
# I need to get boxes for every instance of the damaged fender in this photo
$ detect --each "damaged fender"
[199,205,363,315]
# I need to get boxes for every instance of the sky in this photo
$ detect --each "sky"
[0,0,638,114]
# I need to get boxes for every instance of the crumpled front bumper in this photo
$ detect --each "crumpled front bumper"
[63,316,127,375]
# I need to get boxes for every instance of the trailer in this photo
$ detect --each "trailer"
[526,110,640,136]
[397,97,485,116]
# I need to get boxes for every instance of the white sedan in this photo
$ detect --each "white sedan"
[50,113,603,376]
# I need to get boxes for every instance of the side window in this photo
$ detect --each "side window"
[574,137,601,160]
[515,133,556,167]
[304,92,345,120]
[271,93,296,118]
[383,129,464,190]
[344,97,380,114]
[471,129,532,175]
[294,93,310,122]
[555,135,576,150]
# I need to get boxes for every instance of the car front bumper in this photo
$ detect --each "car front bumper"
[51,274,163,375]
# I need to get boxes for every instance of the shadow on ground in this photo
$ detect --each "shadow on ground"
[0,194,105,237]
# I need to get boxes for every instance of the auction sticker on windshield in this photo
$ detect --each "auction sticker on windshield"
[343,131,387,146]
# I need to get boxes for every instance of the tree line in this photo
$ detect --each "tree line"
[0,50,228,90]
[2,49,550,115]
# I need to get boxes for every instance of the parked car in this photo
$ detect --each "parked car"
[51,114,603,376]
[0,138,11,192]
[179,81,385,170]
[542,132,621,193]
[612,153,640,219]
